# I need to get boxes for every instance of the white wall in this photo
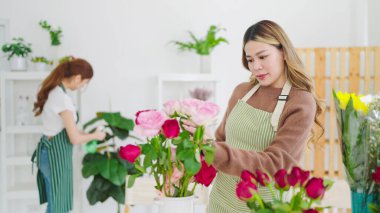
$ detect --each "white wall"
[0,0,374,212]
[368,0,380,45]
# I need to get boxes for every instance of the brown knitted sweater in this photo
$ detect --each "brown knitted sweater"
[213,82,316,177]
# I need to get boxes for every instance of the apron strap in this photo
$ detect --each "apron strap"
[270,81,292,132]
[242,84,260,102]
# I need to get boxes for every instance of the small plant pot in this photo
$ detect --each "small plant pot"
[34,62,48,72]
[10,56,27,71]
[200,55,211,74]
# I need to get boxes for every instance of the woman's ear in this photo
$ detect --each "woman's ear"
[74,75,82,83]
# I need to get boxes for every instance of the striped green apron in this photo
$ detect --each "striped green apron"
[207,82,291,212]
[32,84,75,212]
[32,130,73,212]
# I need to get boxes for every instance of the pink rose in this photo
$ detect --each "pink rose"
[134,110,166,137]
[305,177,326,200]
[274,169,289,190]
[118,144,141,163]
[180,99,202,117]
[162,119,180,138]
[163,100,181,116]
[194,158,217,186]
[287,166,310,187]
[166,165,184,184]
[236,180,258,202]
[372,167,380,184]
[190,101,219,126]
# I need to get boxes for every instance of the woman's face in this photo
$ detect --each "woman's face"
[244,40,286,88]
[70,75,90,91]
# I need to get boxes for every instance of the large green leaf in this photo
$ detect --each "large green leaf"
[86,175,114,205]
[110,126,130,140]
[183,156,201,176]
[99,157,127,186]
[83,117,103,130]
[86,175,125,205]
[82,153,107,178]
[202,144,215,165]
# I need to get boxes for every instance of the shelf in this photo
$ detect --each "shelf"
[5,125,43,134]
[158,73,219,82]
[0,71,49,80]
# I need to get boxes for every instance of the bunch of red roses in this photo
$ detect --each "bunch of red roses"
[118,99,219,197]
[236,167,333,213]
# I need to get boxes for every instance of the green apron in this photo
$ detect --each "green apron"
[31,84,75,212]
[32,130,73,212]
[207,82,291,212]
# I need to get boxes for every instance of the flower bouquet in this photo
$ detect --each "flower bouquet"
[333,91,380,212]
[236,167,333,213]
[118,99,219,211]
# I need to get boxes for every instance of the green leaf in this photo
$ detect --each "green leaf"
[109,184,125,204]
[99,157,127,186]
[82,153,106,178]
[83,117,103,130]
[86,175,114,205]
[202,144,215,165]
[183,157,201,176]
[127,174,141,188]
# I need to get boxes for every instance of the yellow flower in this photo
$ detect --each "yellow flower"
[336,91,369,114]
[351,94,368,114]
[336,91,350,110]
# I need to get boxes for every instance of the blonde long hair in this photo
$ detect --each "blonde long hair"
[241,20,324,143]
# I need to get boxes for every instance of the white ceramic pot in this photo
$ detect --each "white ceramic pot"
[200,55,211,74]
[34,62,48,72]
[10,56,27,71]
[155,196,196,213]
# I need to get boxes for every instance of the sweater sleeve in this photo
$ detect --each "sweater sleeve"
[212,90,316,177]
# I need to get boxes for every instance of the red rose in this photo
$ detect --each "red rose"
[236,180,258,202]
[287,166,310,187]
[162,119,180,138]
[274,169,289,190]
[118,144,141,163]
[241,170,257,185]
[194,158,217,186]
[255,169,270,186]
[303,209,319,213]
[372,167,380,184]
[305,177,326,200]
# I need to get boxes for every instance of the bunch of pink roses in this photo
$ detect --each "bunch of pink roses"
[119,98,219,197]
[236,167,333,213]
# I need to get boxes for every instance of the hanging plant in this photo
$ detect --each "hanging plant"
[39,20,63,46]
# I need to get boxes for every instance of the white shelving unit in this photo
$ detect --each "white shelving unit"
[157,73,220,108]
[0,71,82,213]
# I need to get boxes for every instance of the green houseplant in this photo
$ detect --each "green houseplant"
[173,25,228,55]
[39,20,63,46]
[172,25,228,73]
[31,56,53,72]
[81,112,140,213]
[1,37,32,70]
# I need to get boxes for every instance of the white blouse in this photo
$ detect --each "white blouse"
[41,86,77,136]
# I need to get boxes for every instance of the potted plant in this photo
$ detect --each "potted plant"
[81,112,138,213]
[39,20,63,46]
[172,25,228,73]
[31,56,53,72]
[39,20,63,63]
[1,37,32,71]
[118,99,219,213]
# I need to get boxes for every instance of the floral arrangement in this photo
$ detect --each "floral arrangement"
[333,91,380,211]
[118,98,219,197]
[236,167,333,212]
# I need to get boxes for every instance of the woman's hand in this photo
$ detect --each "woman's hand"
[182,119,213,141]
[93,126,106,141]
